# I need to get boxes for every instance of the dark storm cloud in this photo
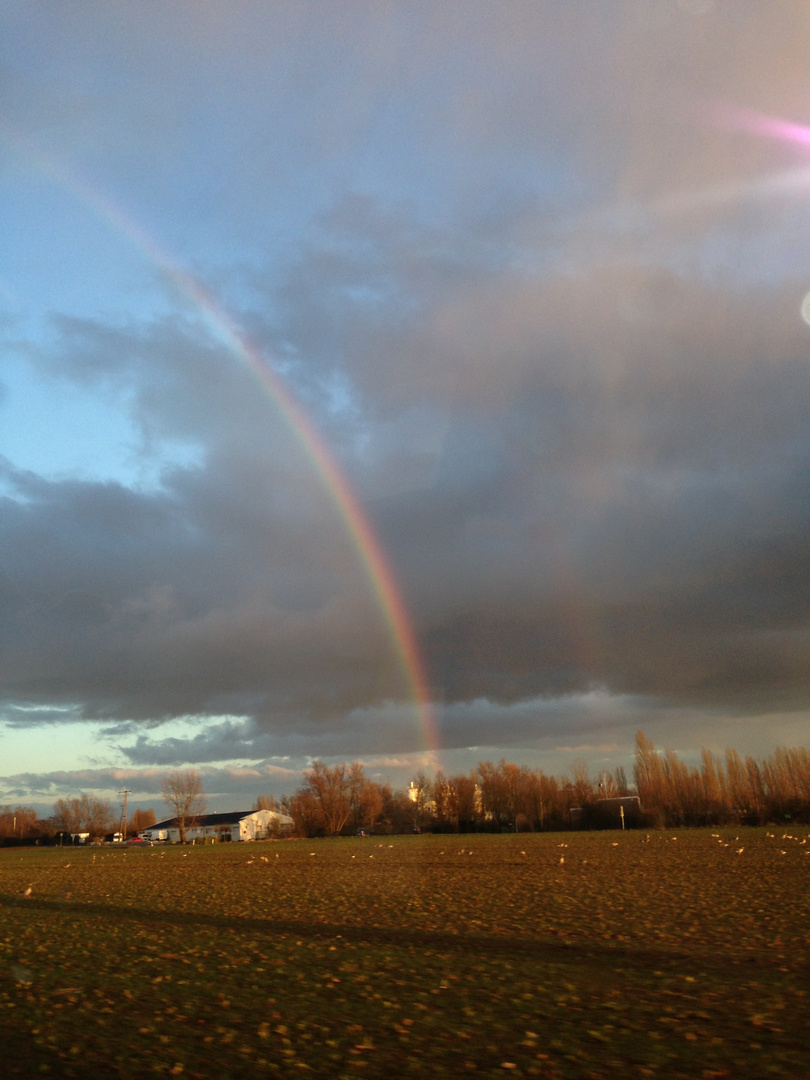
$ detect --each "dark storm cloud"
[0,341,413,731]
[4,228,810,749]
[378,266,810,713]
[114,705,431,768]
[120,718,275,767]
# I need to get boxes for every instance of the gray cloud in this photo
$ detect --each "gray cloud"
[120,718,283,767]
[0,760,300,814]
[2,2,810,799]
[4,253,809,744]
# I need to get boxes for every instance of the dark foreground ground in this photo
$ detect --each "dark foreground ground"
[0,829,807,1078]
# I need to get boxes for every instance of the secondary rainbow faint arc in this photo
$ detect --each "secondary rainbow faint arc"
[8,133,440,761]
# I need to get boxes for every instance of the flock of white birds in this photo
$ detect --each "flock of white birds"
[13,828,809,901]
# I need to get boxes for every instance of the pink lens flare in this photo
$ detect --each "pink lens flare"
[720,106,810,150]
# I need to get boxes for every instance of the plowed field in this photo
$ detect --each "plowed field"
[1,829,807,1078]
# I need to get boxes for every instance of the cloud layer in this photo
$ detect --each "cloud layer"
[1,2,809,803]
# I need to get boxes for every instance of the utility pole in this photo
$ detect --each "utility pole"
[118,789,131,842]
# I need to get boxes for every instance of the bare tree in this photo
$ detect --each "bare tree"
[634,731,665,813]
[282,790,321,838]
[431,771,453,828]
[408,770,432,830]
[302,761,352,836]
[161,769,206,843]
[375,782,413,834]
[532,771,564,831]
[347,763,383,833]
[130,808,157,835]
[52,795,114,840]
[0,805,40,840]
[477,761,506,825]
[52,798,81,835]
[253,793,278,812]
[613,766,629,797]
[451,773,480,830]
[701,748,726,823]
[568,760,596,808]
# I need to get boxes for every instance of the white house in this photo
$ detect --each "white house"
[143,809,293,843]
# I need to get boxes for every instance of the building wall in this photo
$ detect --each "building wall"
[184,823,239,843]
[143,810,292,843]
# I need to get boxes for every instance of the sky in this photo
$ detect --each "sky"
[2,1,810,819]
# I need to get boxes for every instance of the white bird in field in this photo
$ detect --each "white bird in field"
[559,856,565,865]
[736,847,744,854]
[22,885,32,898]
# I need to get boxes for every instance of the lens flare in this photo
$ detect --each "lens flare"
[722,107,810,152]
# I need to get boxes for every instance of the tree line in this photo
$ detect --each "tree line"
[280,732,810,836]
[0,799,157,846]
[1,769,206,845]
[633,732,810,827]
[1,769,208,846]
[280,756,623,836]
[3,731,809,845]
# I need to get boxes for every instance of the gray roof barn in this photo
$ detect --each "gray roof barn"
[143,808,292,842]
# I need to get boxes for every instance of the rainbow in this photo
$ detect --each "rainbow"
[162,264,442,765]
[5,129,441,763]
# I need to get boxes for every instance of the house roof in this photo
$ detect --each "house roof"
[148,810,256,831]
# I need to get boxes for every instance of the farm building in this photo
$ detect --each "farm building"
[142,809,292,843]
